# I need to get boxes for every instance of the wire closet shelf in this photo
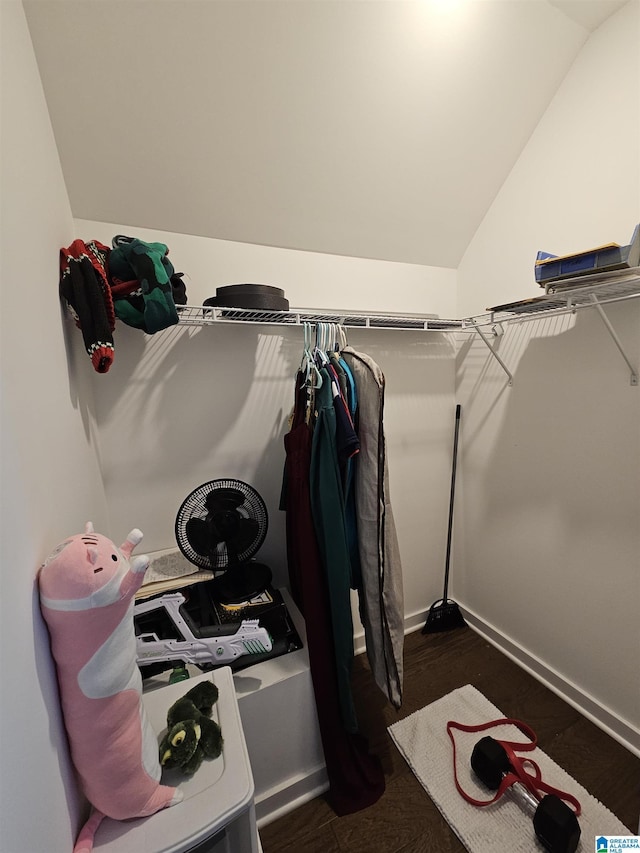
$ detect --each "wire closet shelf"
[173,269,639,385]
[176,305,464,332]
[176,268,640,333]
[465,266,640,328]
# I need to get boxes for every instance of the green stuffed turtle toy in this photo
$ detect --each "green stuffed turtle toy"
[159,680,223,775]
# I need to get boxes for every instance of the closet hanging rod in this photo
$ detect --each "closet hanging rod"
[176,305,464,332]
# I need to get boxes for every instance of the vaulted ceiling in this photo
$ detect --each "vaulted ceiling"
[24,0,627,268]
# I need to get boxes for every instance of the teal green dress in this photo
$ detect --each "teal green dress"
[309,367,358,733]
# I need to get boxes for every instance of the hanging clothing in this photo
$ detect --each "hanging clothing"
[309,366,359,733]
[281,374,385,814]
[342,346,404,709]
[109,235,182,333]
[329,354,349,405]
[59,239,115,373]
[336,355,361,588]
[327,361,360,483]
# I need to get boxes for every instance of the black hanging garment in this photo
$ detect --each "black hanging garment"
[281,374,385,815]
[59,239,115,373]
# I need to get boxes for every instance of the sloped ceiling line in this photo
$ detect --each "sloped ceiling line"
[24,0,627,268]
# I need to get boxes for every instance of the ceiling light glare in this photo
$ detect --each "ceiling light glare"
[426,0,466,15]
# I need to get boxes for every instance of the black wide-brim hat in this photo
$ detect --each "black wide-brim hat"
[203,284,289,311]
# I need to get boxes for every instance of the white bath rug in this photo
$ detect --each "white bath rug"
[388,684,633,852]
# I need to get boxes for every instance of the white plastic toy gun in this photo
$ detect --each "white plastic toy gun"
[135,591,273,669]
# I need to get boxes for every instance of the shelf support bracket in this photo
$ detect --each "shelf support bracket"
[589,294,638,386]
[472,323,514,385]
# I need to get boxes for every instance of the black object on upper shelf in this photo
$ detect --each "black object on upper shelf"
[204,284,289,312]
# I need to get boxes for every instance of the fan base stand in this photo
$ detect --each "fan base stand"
[210,561,273,605]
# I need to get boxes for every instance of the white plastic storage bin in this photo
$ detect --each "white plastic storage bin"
[93,667,260,853]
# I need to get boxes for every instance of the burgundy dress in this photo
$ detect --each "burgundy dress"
[281,374,385,815]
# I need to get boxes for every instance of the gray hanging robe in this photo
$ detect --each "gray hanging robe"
[342,346,404,708]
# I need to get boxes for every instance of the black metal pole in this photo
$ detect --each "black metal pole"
[442,404,461,601]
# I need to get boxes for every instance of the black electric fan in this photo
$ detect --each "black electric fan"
[175,479,272,604]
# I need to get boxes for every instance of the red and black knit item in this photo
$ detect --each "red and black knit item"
[59,239,115,373]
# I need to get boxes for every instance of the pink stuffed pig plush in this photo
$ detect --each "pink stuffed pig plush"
[39,523,181,853]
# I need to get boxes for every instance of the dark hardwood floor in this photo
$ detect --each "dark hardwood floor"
[259,626,639,853]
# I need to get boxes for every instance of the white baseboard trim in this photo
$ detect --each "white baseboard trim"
[353,609,427,656]
[448,604,640,758]
[255,765,329,829]
[358,606,639,756]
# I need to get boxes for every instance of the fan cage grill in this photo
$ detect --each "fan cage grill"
[175,479,268,570]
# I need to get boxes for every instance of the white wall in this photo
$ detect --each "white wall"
[3,5,637,852]
[456,0,640,750]
[73,220,458,630]
[0,3,111,852]
[0,9,457,846]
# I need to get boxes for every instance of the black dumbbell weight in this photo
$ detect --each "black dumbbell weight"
[471,736,581,853]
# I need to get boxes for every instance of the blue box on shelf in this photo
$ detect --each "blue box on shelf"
[535,224,640,286]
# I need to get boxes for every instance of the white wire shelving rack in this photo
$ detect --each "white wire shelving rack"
[466,266,640,326]
[176,267,640,386]
[463,267,640,386]
[176,305,463,332]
